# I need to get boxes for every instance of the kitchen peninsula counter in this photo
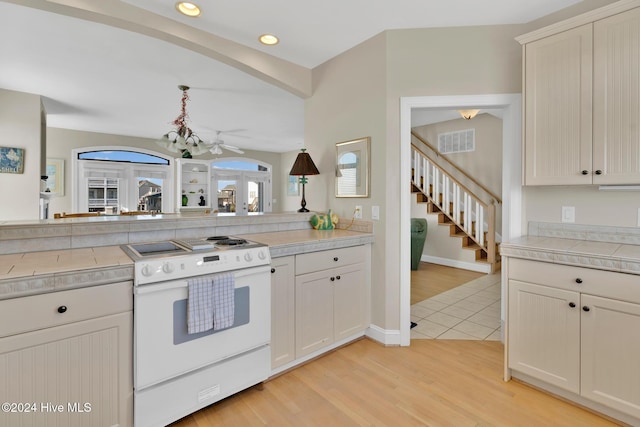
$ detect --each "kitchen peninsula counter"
[241,228,375,258]
[0,216,374,300]
[0,246,134,300]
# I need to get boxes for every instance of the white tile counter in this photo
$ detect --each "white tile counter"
[501,222,640,275]
[0,246,134,300]
[0,221,374,300]
[240,228,375,258]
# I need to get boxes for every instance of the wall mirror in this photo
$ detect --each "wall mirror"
[336,136,370,198]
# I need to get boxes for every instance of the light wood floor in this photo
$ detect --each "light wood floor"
[411,262,485,305]
[171,339,619,427]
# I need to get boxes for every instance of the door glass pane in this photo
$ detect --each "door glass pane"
[217,180,237,212]
[138,177,162,212]
[247,180,263,212]
[88,178,119,213]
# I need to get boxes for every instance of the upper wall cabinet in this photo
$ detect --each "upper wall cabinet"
[593,8,640,185]
[518,2,640,186]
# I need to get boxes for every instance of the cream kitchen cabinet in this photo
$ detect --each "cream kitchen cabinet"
[519,4,640,186]
[508,280,581,392]
[507,259,640,421]
[270,256,295,369]
[294,246,367,358]
[0,281,133,427]
[176,158,211,211]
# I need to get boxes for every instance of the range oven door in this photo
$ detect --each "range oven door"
[134,265,271,390]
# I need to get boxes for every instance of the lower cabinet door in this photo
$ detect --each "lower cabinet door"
[333,263,365,341]
[581,294,640,418]
[508,280,580,393]
[0,312,133,427]
[295,270,334,358]
[271,256,296,369]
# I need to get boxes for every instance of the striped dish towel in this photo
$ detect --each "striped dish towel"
[212,272,235,330]
[187,275,215,334]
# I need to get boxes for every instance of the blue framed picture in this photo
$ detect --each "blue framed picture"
[287,175,299,196]
[0,147,25,174]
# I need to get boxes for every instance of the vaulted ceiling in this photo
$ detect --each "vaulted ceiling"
[0,0,581,152]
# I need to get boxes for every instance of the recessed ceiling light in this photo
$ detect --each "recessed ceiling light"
[175,2,201,17]
[259,34,279,46]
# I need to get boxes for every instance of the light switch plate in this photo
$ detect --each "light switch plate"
[562,206,575,223]
[372,205,380,220]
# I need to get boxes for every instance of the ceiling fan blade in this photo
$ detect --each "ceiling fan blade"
[221,144,244,154]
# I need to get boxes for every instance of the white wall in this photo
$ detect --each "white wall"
[305,32,389,327]
[0,89,43,221]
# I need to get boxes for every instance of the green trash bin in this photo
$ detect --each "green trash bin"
[410,218,428,271]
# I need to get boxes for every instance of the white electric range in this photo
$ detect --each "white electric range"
[123,236,271,427]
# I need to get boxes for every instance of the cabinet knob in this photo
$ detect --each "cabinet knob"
[336,275,341,280]
[569,302,576,308]
[583,306,590,312]
[57,305,67,314]
[333,257,339,262]
[575,278,583,284]
[270,268,275,273]
[595,170,603,175]
[330,277,335,281]
[581,170,589,175]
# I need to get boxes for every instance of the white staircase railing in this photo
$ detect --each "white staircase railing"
[411,144,499,272]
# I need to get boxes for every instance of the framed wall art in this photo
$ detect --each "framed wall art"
[0,147,25,174]
[287,175,299,196]
[45,158,65,195]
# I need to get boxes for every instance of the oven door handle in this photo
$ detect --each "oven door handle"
[134,265,271,294]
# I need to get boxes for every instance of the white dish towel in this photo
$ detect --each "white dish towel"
[212,272,235,331]
[187,273,235,334]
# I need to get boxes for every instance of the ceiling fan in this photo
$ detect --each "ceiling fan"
[186,130,245,156]
[206,130,245,155]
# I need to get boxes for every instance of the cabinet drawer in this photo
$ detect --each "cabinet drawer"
[295,246,365,275]
[0,281,133,338]
[508,259,640,304]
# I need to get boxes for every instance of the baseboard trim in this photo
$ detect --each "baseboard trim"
[421,255,491,274]
[366,324,401,346]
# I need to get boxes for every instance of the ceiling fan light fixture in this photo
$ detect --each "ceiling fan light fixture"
[458,109,480,120]
[175,2,201,17]
[259,34,279,46]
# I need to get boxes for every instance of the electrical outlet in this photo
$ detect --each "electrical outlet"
[562,206,575,223]
[354,205,362,219]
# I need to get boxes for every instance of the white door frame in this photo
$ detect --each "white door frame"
[399,94,523,346]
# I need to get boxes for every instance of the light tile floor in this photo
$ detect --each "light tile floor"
[410,273,502,340]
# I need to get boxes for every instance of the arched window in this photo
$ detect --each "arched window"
[72,147,174,213]
[211,158,272,213]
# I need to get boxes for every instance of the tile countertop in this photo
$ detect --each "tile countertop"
[0,247,134,300]
[240,228,375,258]
[0,228,374,300]
[500,236,640,275]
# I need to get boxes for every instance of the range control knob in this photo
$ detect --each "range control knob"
[140,265,154,277]
[244,252,253,262]
[258,250,267,260]
[162,262,175,274]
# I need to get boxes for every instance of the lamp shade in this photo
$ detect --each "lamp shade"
[289,149,319,176]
